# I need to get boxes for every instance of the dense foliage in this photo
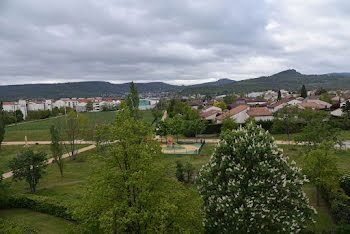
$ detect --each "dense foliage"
[72,108,203,233]
[197,123,315,233]
[0,102,5,149]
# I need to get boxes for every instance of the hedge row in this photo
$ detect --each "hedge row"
[1,195,72,221]
[321,185,350,225]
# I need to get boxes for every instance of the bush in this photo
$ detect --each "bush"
[320,184,350,225]
[175,161,184,182]
[203,124,222,134]
[2,195,72,220]
[255,120,273,131]
[340,175,350,196]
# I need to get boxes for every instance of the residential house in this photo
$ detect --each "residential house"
[200,109,221,121]
[305,99,331,109]
[298,102,327,110]
[269,98,302,113]
[216,105,274,123]
[188,100,203,110]
[216,105,250,123]
[201,106,222,113]
[247,107,274,121]
[246,99,267,106]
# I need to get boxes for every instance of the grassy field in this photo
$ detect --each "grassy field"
[0,208,73,234]
[0,144,90,173]
[4,110,156,141]
[5,142,341,232]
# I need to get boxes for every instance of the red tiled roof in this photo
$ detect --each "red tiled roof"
[216,105,249,120]
[200,109,221,118]
[298,102,326,109]
[268,98,291,108]
[247,107,272,116]
[3,102,15,105]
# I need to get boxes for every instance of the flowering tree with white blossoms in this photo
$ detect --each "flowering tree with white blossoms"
[197,123,316,233]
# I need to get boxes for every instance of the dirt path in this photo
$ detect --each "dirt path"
[2,144,96,179]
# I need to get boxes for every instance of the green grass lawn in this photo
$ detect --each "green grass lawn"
[0,208,73,234]
[4,111,156,141]
[272,130,350,141]
[5,139,342,232]
[0,144,90,173]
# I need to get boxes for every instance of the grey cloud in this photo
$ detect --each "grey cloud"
[0,0,349,85]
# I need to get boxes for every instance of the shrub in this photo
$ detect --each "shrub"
[175,161,184,182]
[203,124,222,134]
[340,175,350,196]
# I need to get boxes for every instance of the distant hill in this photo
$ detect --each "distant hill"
[180,69,350,95]
[1,70,350,100]
[328,72,350,77]
[0,81,181,100]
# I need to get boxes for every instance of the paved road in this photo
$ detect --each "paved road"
[2,144,96,179]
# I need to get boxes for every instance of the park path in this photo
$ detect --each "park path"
[2,140,96,145]
[161,110,167,121]
[1,144,96,179]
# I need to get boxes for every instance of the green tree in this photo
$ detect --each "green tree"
[184,162,194,184]
[167,116,184,142]
[223,95,236,104]
[86,100,93,112]
[197,123,315,233]
[8,149,47,193]
[0,173,9,204]
[61,111,90,160]
[272,104,298,142]
[71,107,203,233]
[214,100,226,110]
[301,85,307,98]
[50,125,64,177]
[0,102,5,149]
[296,109,338,149]
[126,81,139,119]
[303,142,339,206]
[221,116,239,132]
[342,100,350,118]
[277,90,282,100]
[183,105,200,120]
[176,160,185,182]
[319,92,332,104]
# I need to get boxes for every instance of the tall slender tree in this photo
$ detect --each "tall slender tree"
[277,90,282,100]
[301,85,307,98]
[126,81,140,119]
[0,101,5,150]
[50,125,64,177]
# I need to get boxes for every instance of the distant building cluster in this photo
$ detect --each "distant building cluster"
[187,89,350,124]
[2,97,159,119]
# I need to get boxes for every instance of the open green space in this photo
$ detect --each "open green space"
[0,208,73,234]
[4,136,348,232]
[0,144,90,173]
[4,110,156,141]
[272,130,350,141]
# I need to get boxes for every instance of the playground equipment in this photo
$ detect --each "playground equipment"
[167,136,174,148]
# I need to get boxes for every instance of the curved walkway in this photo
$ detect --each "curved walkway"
[2,144,96,179]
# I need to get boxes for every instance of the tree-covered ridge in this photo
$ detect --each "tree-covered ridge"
[2,69,350,99]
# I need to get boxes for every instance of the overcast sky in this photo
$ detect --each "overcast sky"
[0,0,349,85]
